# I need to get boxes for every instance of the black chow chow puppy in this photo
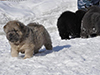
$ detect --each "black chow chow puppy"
[81,6,100,38]
[57,10,86,40]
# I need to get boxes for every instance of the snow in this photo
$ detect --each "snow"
[0,0,100,75]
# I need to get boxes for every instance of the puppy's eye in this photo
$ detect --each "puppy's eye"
[82,28,86,33]
[14,29,18,32]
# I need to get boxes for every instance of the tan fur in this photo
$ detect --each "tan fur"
[4,20,52,59]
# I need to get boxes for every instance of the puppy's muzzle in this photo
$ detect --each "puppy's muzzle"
[7,33,19,42]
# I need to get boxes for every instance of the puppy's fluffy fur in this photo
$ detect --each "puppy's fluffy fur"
[57,10,86,40]
[4,20,52,59]
[81,6,100,38]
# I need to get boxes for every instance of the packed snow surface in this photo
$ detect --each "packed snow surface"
[0,0,100,75]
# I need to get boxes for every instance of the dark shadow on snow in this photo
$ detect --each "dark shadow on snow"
[19,45,71,58]
[53,45,71,52]
[35,45,71,56]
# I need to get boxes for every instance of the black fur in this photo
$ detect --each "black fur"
[57,10,86,40]
[81,6,100,38]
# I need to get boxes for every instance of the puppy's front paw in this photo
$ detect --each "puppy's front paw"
[23,56,32,59]
[11,50,18,57]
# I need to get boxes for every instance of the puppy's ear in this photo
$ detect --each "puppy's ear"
[16,21,22,27]
[16,21,26,32]
[3,25,6,29]
[16,21,25,29]
[3,25,7,32]
[16,22,20,26]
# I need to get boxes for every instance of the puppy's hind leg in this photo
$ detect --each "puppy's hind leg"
[44,42,52,50]
[43,29,53,50]
[44,38,53,50]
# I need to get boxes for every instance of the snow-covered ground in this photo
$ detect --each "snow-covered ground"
[0,0,100,75]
